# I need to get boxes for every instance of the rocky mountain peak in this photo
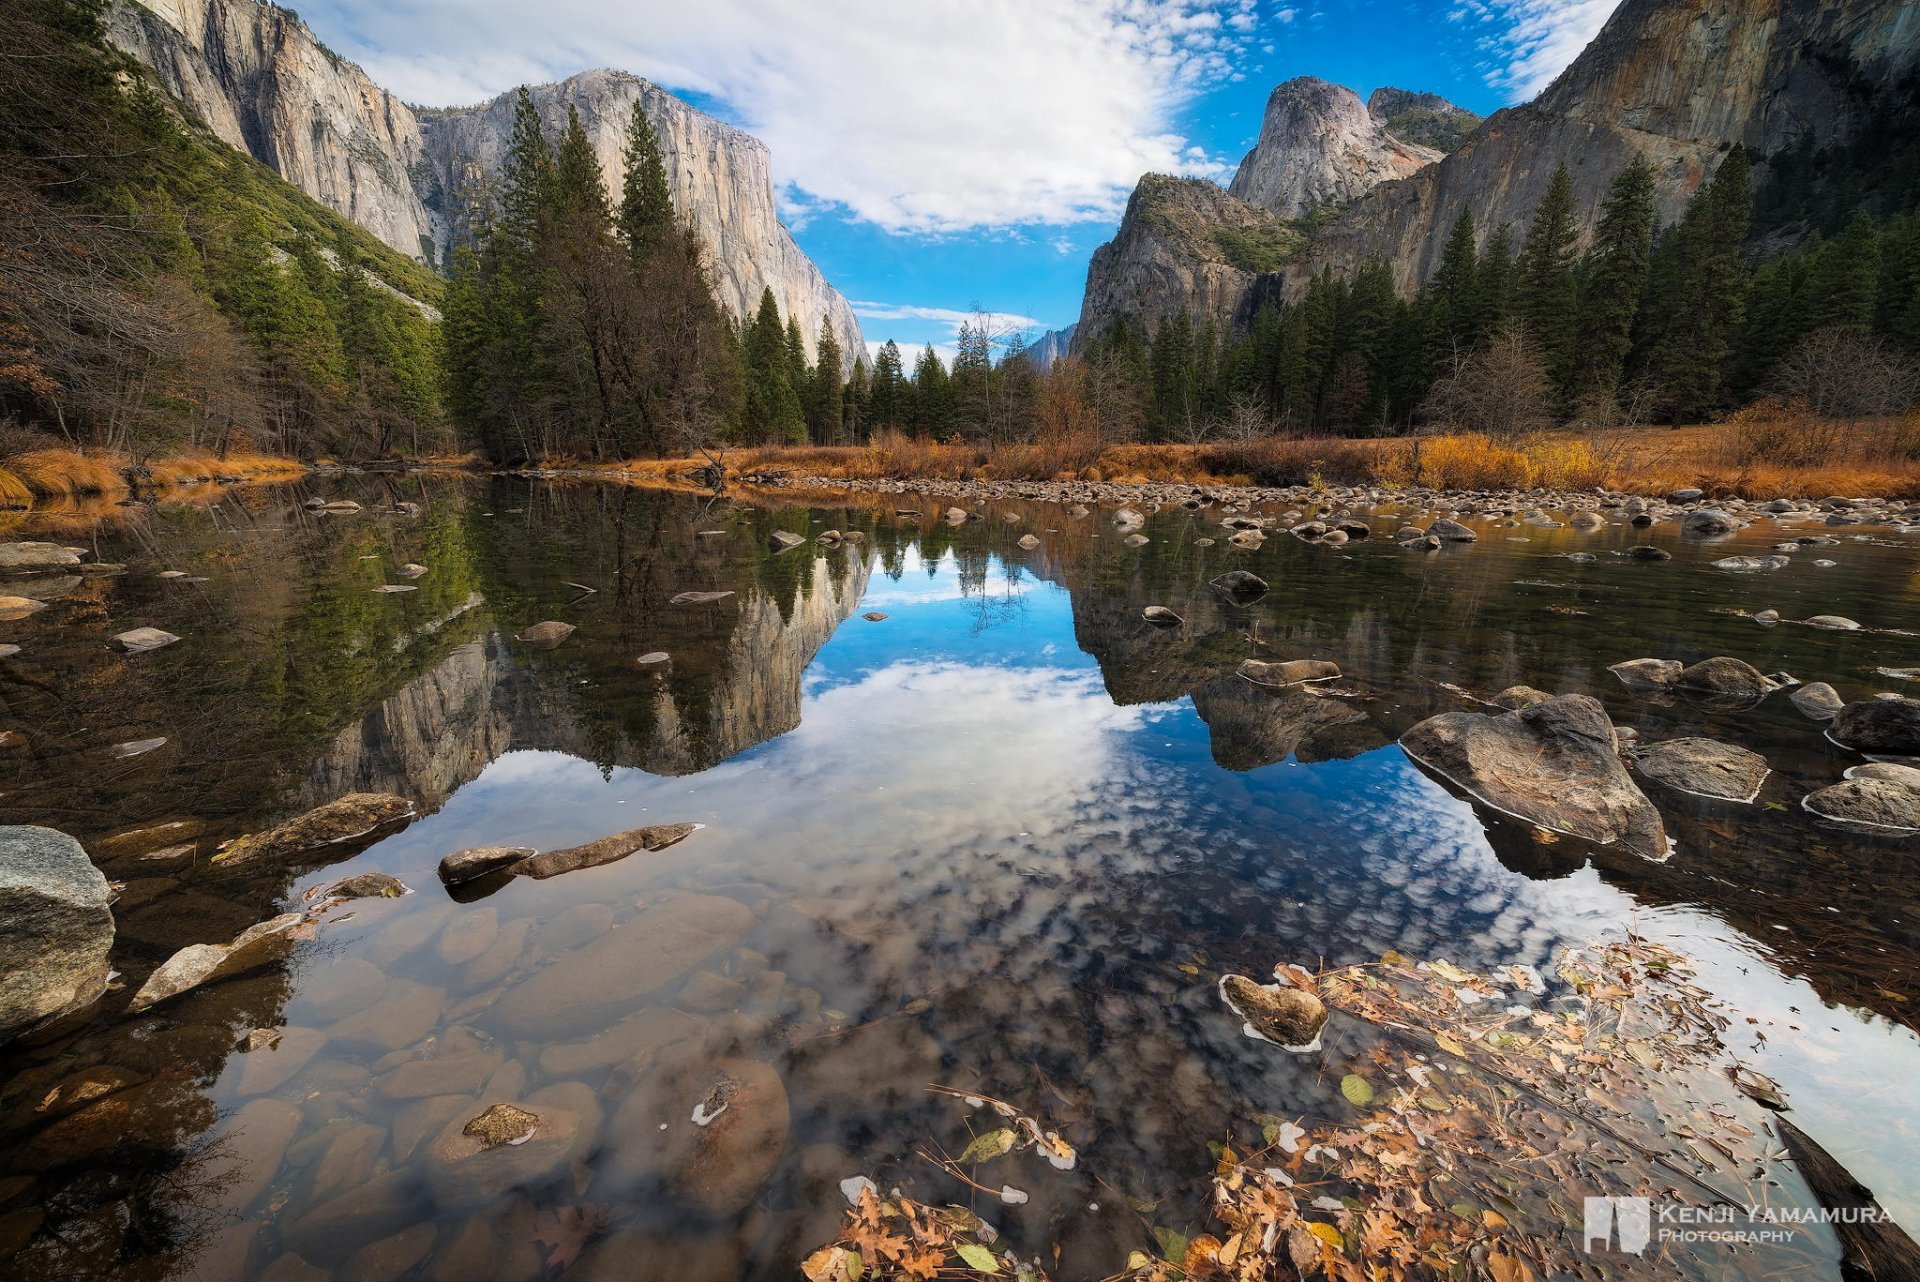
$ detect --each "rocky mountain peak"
[1226,76,1443,219]
[1366,88,1483,153]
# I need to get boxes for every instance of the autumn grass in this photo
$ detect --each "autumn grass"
[549,417,1920,501]
[0,447,307,506]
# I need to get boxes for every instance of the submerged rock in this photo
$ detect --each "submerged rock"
[462,1103,539,1149]
[1210,570,1269,601]
[427,1100,583,1206]
[1830,697,1920,755]
[1675,656,1778,706]
[215,794,416,866]
[1712,555,1789,572]
[515,621,575,648]
[128,912,307,1013]
[636,651,670,666]
[1427,518,1476,542]
[0,827,114,1043]
[1633,738,1770,803]
[108,627,180,653]
[0,542,82,570]
[1625,545,1671,561]
[669,591,734,605]
[1220,974,1326,1049]
[1401,694,1666,856]
[1789,683,1845,719]
[1237,658,1340,687]
[861,612,888,622]
[1804,779,1920,832]
[1607,658,1682,691]
[510,823,701,880]
[1683,508,1738,535]
[1142,606,1182,627]
[436,845,533,886]
[606,1055,790,1216]
[767,530,805,552]
[324,873,409,900]
[1805,614,1861,630]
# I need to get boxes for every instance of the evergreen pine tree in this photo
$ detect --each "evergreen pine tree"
[743,288,802,442]
[911,346,952,435]
[811,320,844,444]
[1473,225,1517,343]
[616,99,674,258]
[1649,146,1752,421]
[551,104,608,222]
[871,340,906,428]
[1149,309,1197,440]
[1573,155,1655,410]
[1518,164,1579,397]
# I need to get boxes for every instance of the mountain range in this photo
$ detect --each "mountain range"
[107,0,864,363]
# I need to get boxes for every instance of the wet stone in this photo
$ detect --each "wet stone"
[436,845,533,886]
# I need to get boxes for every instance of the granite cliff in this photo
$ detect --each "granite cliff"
[108,0,863,361]
[1227,77,1445,220]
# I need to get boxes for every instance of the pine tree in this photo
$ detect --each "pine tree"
[870,340,906,428]
[616,99,674,258]
[843,357,868,442]
[1806,212,1880,332]
[810,320,844,444]
[911,346,952,435]
[1149,309,1197,440]
[551,104,608,222]
[498,88,553,255]
[1518,164,1579,396]
[1645,146,1753,421]
[1473,225,1517,343]
[743,288,802,443]
[1573,155,1655,410]
[1431,211,1480,351]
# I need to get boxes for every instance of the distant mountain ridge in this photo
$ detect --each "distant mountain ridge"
[107,0,863,362]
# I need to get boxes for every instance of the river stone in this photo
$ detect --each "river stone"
[767,530,805,552]
[435,907,497,966]
[1625,545,1671,561]
[1633,738,1770,803]
[436,845,532,886]
[1427,518,1476,542]
[425,1101,581,1206]
[128,912,306,1013]
[607,1054,790,1216]
[1683,508,1738,535]
[1238,658,1339,687]
[510,822,701,880]
[216,794,415,867]
[1570,512,1606,530]
[1608,658,1682,691]
[108,627,180,653]
[0,596,46,621]
[0,542,81,570]
[1210,570,1268,600]
[0,645,18,659]
[236,1027,328,1096]
[325,873,408,900]
[669,591,734,605]
[1016,534,1040,550]
[1490,685,1552,710]
[1805,614,1861,630]
[1848,762,1920,788]
[1804,779,1920,831]
[1142,606,1182,627]
[1712,555,1789,571]
[487,894,752,1039]
[328,981,444,1053]
[537,1008,705,1078]
[0,827,114,1043]
[300,957,387,1023]
[861,612,887,622]
[1676,656,1776,703]
[1220,975,1326,1049]
[1790,683,1845,719]
[1830,697,1920,755]
[516,620,575,647]
[1112,508,1145,528]
[205,1098,303,1216]
[1401,694,1667,856]
[280,1170,422,1262]
[1122,533,1150,547]
[376,1052,502,1100]
[636,651,670,666]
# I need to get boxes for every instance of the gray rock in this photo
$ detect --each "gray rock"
[1237,658,1340,686]
[0,828,114,1042]
[1683,508,1738,534]
[0,542,82,571]
[1427,518,1476,542]
[1848,762,1920,788]
[1211,570,1268,600]
[515,620,575,647]
[1608,658,1682,690]
[215,794,416,866]
[1401,694,1666,856]
[325,872,408,900]
[1016,533,1040,550]
[1625,545,1671,561]
[436,845,533,886]
[767,530,804,552]
[128,912,306,1013]
[1229,78,1441,219]
[1804,779,1920,831]
[1675,656,1777,705]
[1712,555,1789,571]
[108,627,180,653]
[1142,606,1182,626]
[1804,614,1860,630]
[509,822,700,880]
[1830,697,1920,755]
[1789,683,1844,719]
[1489,685,1552,709]
[1667,488,1704,503]
[1633,738,1770,802]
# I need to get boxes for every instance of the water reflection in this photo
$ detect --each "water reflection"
[1,479,1917,1280]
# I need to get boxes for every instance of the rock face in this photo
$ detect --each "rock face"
[108,1,862,363]
[1018,325,1077,372]
[1401,694,1667,856]
[0,828,115,1042]
[1365,88,1482,153]
[1074,175,1299,345]
[1283,0,1920,295]
[1228,78,1443,219]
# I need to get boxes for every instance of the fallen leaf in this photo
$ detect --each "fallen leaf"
[958,1128,1018,1164]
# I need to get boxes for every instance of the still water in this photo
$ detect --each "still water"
[1,477,1916,1280]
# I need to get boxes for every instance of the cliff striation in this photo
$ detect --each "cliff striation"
[108,0,863,361]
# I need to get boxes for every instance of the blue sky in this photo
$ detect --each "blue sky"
[302,0,1619,361]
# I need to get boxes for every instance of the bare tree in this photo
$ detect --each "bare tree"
[1420,326,1555,441]
[1773,326,1920,420]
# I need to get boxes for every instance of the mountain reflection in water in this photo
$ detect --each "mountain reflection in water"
[0,477,1916,1281]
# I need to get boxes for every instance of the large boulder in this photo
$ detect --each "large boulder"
[1427,518,1476,542]
[1632,738,1770,803]
[1804,779,1920,832]
[214,794,416,867]
[1683,508,1738,535]
[1830,697,1920,756]
[0,827,114,1042]
[1608,658,1682,691]
[1675,656,1781,709]
[486,894,752,1039]
[1790,683,1845,719]
[1401,695,1667,856]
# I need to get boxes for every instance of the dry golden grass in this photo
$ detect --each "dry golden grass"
[538,418,1920,500]
[146,450,308,487]
[7,448,129,498]
[0,447,307,504]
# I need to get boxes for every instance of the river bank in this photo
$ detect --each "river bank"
[0,448,307,507]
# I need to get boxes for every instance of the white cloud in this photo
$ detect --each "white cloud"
[852,302,1042,331]
[1471,0,1620,101]
[314,0,1256,234]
